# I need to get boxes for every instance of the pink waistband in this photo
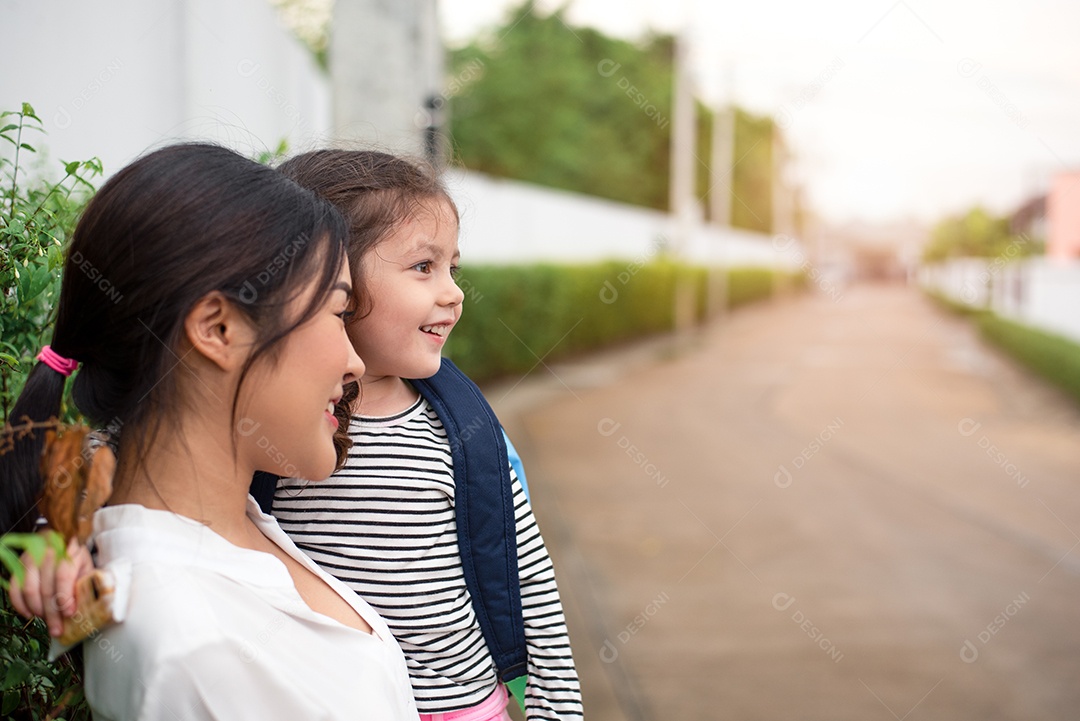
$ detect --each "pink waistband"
[418,683,509,721]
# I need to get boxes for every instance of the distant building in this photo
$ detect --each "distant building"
[1047,171,1080,260]
[1009,194,1047,243]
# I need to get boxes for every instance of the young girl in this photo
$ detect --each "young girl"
[269,150,584,720]
[3,143,419,720]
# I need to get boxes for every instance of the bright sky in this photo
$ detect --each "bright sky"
[439,0,1080,226]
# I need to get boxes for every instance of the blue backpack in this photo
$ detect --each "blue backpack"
[250,358,529,701]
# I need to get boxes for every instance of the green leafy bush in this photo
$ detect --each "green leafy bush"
[977,313,1080,405]
[445,261,794,380]
[1,103,98,721]
[726,267,777,308]
[2,103,101,421]
[922,288,984,317]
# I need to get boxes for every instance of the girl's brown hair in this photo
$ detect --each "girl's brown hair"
[276,149,458,317]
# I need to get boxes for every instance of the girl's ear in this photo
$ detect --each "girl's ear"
[183,291,255,372]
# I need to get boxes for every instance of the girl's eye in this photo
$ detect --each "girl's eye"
[450,265,461,280]
[337,309,355,322]
[412,261,431,274]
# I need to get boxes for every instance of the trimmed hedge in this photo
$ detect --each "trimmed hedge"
[445,262,794,381]
[923,287,1080,406]
[977,313,1080,405]
[923,288,984,317]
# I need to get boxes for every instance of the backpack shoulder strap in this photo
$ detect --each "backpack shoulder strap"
[411,358,528,684]
[250,471,281,516]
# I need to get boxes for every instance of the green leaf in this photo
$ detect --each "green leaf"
[0,352,18,368]
[1,689,20,715]
[0,124,17,133]
[16,265,33,303]
[4,219,25,237]
[42,530,66,557]
[19,143,36,153]
[0,544,24,587]
[25,264,53,302]
[64,161,79,175]
[21,102,37,118]
[3,659,30,688]
[1,532,50,565]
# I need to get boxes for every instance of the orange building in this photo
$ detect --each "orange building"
[1047,170,1080,260]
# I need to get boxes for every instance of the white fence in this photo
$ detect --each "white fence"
[920,258,1080,344]
[2,0,330,178]
[446,170,795,266]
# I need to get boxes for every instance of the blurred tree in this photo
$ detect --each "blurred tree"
[269,0,332,68]
[922,207,1041,262]
[446,2,777,232]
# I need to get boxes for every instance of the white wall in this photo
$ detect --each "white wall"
[446,169,795,267]
[1,0,330,179]
[919,258,1080,344]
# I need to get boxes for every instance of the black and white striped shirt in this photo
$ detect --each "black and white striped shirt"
[273,396,583,718]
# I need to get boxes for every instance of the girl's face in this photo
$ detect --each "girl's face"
[349,198,463,382]
[241,259,364,480]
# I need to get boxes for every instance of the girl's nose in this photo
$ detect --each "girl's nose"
[443,273,465,307]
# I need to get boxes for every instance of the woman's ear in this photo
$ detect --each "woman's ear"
[183,291,254,372]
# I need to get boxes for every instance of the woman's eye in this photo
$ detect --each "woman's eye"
[337,309,355,322]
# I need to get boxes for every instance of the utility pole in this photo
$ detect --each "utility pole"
[330,0,445,165]
[669,30,697,337]
[708,63,735,317]
[771,127,789,238]
[771,124,793,297]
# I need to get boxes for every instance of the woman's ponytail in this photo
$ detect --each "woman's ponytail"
[1,360,70,534]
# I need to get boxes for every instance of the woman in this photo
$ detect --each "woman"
[2,143,418,720]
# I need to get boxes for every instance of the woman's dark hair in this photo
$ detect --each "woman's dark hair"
[275,149,458,318]
[1,143,348,534]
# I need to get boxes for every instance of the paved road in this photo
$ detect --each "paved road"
[485,283,1080,721]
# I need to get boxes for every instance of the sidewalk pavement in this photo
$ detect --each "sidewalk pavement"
[484,283,1080,721]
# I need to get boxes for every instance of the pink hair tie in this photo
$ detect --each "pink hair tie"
[37,345,79,377]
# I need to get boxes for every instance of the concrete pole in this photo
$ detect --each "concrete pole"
[708,66,735,318]
[330,0,445,165]
[669,30,697,335]
[771,127,786,237]
[709,106,734,225]
[771,126,793,297]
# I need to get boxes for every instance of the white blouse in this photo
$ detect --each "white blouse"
[84,498,419,721]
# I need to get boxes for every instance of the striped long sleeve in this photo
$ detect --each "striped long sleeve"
[272,397,582,717]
